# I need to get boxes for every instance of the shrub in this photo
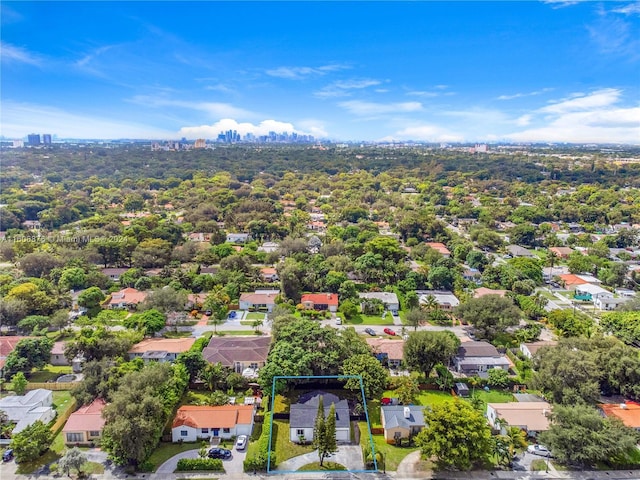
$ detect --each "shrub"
[176,458,224,471]
[243,412,276,472]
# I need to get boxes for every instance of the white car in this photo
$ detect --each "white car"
[235,434,248,450]
[527,444,552,457]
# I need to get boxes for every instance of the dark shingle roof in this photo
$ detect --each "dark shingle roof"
[290,391,350,429]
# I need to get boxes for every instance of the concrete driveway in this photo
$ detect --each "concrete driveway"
[155,446,247,475]
[275,445,364,472]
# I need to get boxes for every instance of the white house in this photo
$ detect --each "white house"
[574,284,613,301]
[358,292,400,314]
[417,290,460,310]
[171,405,254,443]
[0,389,56,435]
[381,405,425,443]
[594,296,629,311]
[238,290,279,312]
[486,402,551,437]
[519,341,557,360]
[289,391,350,444]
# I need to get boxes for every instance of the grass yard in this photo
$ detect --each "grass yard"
[298,461,346,471]
[29,365,72,383]
[146,442,201,472]
[381,389,456,409]
[16,449,61,474]
[245,312,266,320]
[180,390,212,406]
[272,420,314,462]
[346,312,394,326]
[213,330,263,336]
[469,389,515,404]
[52,390,74,416]
[163,331,194,338]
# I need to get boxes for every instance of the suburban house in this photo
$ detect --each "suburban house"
[506,245,536,258]
[226,233,252,243]
[50,341,69,366]
[300,293,339,312]
[417,290,459,310]
[187,232,212,242]
[486,401,552,437]
[289,391,350,444]
[0,389,56,437]
[366,338,404,369]
[519,341,557,360]
[257,241,280,253]
[62,398,107,446]
[172,405,255,442]
[381,405,426,443]
[100,268,129,282]
[473,287,507,298]
[558,273,602,290]
[186,293,209,311]
[599,403,640,431]
[548,246,573,259]
[260,267,279,282]
[0,336,29,370]
[425,242,451,257]
[574,283,613,302]
[128,338,195,362]
[358,292,400,314]
[454,342,510,376]
[202,336,271,375]
[594,296,629,311]
[107,287,147,309]
[239,290,279,312]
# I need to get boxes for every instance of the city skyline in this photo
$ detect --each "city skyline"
[1,1,639,144]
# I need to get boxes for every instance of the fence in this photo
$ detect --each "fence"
[26,382,80,391]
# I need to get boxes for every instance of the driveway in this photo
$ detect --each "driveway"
[154,447,247,476]
[275,445,364,472]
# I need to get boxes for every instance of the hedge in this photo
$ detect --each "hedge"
[176,458,224,472]
[243,411,276,472]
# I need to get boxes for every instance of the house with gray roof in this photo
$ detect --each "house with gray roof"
[0,389,56,437]
[289,391,350,444]
[381,405,425,443]
[454,341,510,376]
[358,292,400,314]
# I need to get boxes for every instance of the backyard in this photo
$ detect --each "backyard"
[28,365,73,383]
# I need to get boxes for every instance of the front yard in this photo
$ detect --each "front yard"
[272,419,314,462]
[145,441,201,471]
[357,422,418,472]
[345,312,395,326]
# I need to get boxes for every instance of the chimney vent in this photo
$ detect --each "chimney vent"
[403,406,411,419]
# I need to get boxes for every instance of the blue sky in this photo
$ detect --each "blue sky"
[1,1,639,143]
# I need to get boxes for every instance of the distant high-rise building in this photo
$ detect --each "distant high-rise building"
[42,134,52,145]
[27,134,41,146]
[194,138,206,149]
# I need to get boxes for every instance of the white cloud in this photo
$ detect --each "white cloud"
[204,84,235,94]
[539,88,621,114]
[1,42,41,66]
[265,64,348,80]
[338,100,423,116]
[314,78,382,98]
[506,89,640,144]
[610,2,640,15]
[128,95,255,119]
[380,124,464,143]
[0,101,174,139]
[177,118,325,139]
[497,88,553,100]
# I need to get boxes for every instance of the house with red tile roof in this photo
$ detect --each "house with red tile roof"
[473,287,508,298]
[0,336,30,370]
[260,267,279,282]
[128,338,195,362]
[172,404,254,442]
[425,242,451,257]
[548,246,573,259]
[63,398,107,446]
[107,287,147,309]
[366,338,404,369]
[557,273,589,289]
[300,293,339,312]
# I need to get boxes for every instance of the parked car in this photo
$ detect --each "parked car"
[335,317,342,325]
[527,444,552,457]
[2,449,14,462]
[383,328,396,336]
[364,327,376,336]
[235,434,248,450]
[208,447,232,459]
[204,310,212,316]
[228,310,236,319]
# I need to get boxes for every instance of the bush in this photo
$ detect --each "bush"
[243,412,276,472]
[176,458,224,471]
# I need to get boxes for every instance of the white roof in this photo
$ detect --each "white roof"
[358,292,399,305]
[575,274,601,284]
[0,389,52,409]
[417,290,460,307]
[575,284,611,296]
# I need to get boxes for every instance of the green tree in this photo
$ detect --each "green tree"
[455,295,522,341]
[403,331,460,379]
[124,309,166,336]
[341,353,389,400]
[487,368,510,389]
[11,372,28,395]
[203,288,230,333]
[78,286,106,309]
[59,447,87,476]
[59,267,88,291]
[2,337,54,379]
[10,420,53,463]
[414,400,492,470]
[405,307,428,331]
[539,404,639,468]
[140,286,187,313]
[394,376,420,405]
[176,350,207,382]
[312,395,325,451]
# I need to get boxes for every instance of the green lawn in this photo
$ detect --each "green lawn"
[29,365,72,382]
[298,461,346,471]
[345,312,394,326]
[272,420,314,462]
[470,389,514,404]
[213,330,262,336]
[245,312,266,320]
[180,390,212,406]
[381,389,456,408]
[146,442,201,472]
[52,391,74,416]
[16,449,61,474]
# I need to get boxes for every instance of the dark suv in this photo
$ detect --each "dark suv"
[208,447,231,459]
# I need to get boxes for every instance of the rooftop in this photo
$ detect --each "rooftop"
[129,337,195,354]
[172,405,254,429]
